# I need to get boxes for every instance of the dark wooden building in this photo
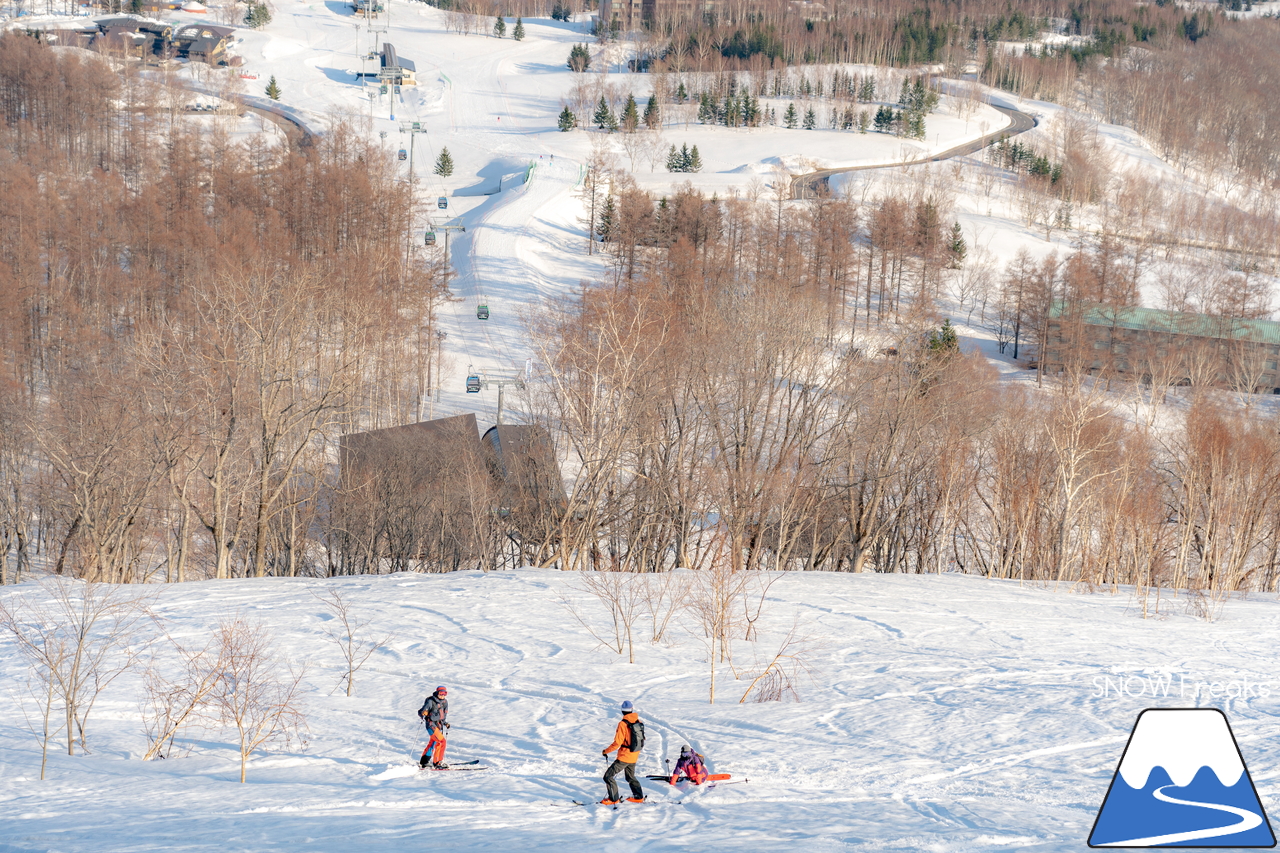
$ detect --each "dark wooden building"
[339,415,563,572]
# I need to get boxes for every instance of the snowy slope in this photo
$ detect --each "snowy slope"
[3,572,1280,852]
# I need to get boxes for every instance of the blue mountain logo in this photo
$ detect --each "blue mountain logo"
[1089,708,1276,847]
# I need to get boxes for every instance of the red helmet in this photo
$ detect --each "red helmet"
[436,685,448,696]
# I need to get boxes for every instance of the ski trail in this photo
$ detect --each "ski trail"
[1097,785,1264,846]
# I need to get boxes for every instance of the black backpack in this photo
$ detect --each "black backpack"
[626,718,645,751]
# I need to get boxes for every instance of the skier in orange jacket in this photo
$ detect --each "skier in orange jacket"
[600,700,645,804]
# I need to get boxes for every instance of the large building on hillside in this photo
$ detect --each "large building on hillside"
[338,414,563,570]
[1043,303,1280,394]
[599,0,715,29]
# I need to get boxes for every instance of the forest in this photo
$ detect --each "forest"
[2,0,1280,622]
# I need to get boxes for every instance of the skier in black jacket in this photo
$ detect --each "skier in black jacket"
[418,685,450,769]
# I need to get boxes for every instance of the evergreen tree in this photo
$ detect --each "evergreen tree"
[643,94,660,129]
[621,93,639,131]
[244,2,271,28]
[907,111,926,139]
[927,319,960,358]
[678,143,691,171]
[784,102,798,129]
[551,2,567,20]
[687,144,702,172]
[829,108,839,129]
[803,106,817,129]
[873,105,892,132]
[666,144,682,172]
[493,15,506,37]
[1054,202,1073,231]
[265,75,281,100]
[899,77,912,108]
[947,222,967,268]
[434,146,454,178]
[593,95,615,130]
[512,16,524,40]
[557,105,577,131]
[597,195,616,242]
[857,109,870,133]
[675,81,688,103]
[697,93,715,124]
[567,43,591,72]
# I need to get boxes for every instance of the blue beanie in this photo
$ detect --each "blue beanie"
[621,700,634,713]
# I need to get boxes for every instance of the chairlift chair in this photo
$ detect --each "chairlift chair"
[466,375,482,393]
[398,148,407,161]
[424,230,437,246]
[437,196,448,209]
[476,304,490,320]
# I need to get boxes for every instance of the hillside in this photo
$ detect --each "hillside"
[3,571,1279,851]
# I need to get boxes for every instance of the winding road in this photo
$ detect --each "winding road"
[790,104,1036,199]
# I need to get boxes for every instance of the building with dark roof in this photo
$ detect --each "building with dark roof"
[378,42,416,85]
[338,415,563,571]
[172,23,234,64]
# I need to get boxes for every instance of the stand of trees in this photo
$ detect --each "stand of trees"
[0,34,448,584]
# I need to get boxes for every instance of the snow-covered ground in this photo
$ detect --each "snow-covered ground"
[3,571,1280,851]
[136,0,1011,424]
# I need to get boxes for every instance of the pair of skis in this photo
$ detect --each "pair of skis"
[571,799,683,810]
[420,759,486,772]
[645,773,733,783]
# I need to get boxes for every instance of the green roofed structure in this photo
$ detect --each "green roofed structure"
[1044,302,1280,394]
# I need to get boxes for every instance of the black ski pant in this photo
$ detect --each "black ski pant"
[604,759,643,801]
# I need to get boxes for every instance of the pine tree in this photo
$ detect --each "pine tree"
[512,16,524,40]
[928,319,960,358]
[265,75,281,100]
[829,108,839,129]
[557,105,577,131]
[873,105,892,132]
[947,222,967,268]
[434,146,454,178]
[1054,202,1073,231]
[907,111,926,139]
[643,94,660,129]
[666,144,682,172]
[493,16,506,37]
[899,77,912,108]
[857,109,870,133]
[803,106,817,129]
[678,143,691,171]
[676,81,688,103]
[567,43,591,72]
[687,145,702,172]
[784,102,798,129]
[621,93,639,131]
[597,195,615,242]
[593,95,615,130]
[244,2,271,27]
[697,93,715,124]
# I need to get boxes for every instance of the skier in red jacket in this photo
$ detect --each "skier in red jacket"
[669,745,709,785]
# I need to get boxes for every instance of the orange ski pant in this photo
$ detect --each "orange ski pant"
[421,728,447,764]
